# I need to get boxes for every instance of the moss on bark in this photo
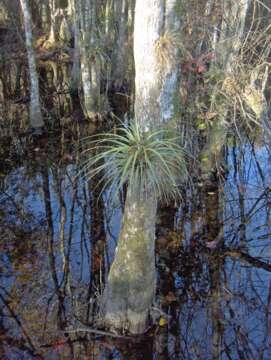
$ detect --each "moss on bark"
[102,194,157,334]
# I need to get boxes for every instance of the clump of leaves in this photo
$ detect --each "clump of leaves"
[80,122,188,202]
[155,31,179,67]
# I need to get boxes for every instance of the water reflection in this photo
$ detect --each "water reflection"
[1,131,270,359]
[0,56,83,136]
[1,62,271,359]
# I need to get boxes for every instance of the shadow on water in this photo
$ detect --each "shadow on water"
[1,60,271,359]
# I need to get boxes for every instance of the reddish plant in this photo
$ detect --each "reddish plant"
[183,52,214,74]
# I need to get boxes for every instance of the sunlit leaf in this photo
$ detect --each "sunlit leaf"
[159,317,168,326]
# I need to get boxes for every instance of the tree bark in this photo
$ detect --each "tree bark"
[20,0,44,129]
[133,0,164,131]
[47,0,58,46]
[70,0,80,92]
[102,0,181,335]
[78,0,101,119]
[78,0,94,118]
[200,0,251,176]
[159,0,181,124]
[112,0,129,88]
[103,193,157,334]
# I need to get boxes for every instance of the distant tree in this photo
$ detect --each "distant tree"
[20,0,44,130]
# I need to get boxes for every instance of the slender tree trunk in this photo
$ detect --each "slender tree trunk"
[210,262,223,360]
[59,12,72,45]
[86,183,106,321]
[105,0,113,36]
[67,0,73,17]
[200,0,251,176]
[159,0,181,124]
[243,65,271,136]
[40,158,66,328]
[41,2,51,34]
[47,0,58,45]
[20,0,44,129]
[112,0,128,88]
[78,0,102,119]
[69,0,80,92]
[89,1,101,113]
[78,0,94,118]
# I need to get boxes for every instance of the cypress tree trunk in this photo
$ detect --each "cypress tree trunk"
[159,0,182,124]
[78,0,94,118]
[200,0,251,176]
[70,0,80,92]
[20,0,44,129]
[133,0,164,131]
[112,0,129,88]
[78,0,102,119]
[103,194,157,334]
[103,0,179,335]
[89,1,101,114]
[47,0,58,46]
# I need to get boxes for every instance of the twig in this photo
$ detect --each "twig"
[64,327,130,339]
[255,0,271,12]
[151,306,172,319]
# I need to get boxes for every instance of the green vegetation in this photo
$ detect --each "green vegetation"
[80,122,188,202]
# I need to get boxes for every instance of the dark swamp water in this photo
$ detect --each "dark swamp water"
[1,60,271,360]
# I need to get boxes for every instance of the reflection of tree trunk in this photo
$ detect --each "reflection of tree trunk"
[51,167,68,288]
[200,120,227,177]
[155,203,178,360]
[59,188,67,273]
[87,185,106,320]
[236,153,247,247]
[63,181,77,295]
[203,180,221,242]
[40,159,66,327]
[203,178,224,358]
[209,259,223,360]
[0,292,37,355]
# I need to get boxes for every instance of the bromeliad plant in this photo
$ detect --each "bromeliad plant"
[80,122,188,202]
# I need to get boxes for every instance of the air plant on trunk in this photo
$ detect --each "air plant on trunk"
[155,30,180,68]
[80,122,188,202]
